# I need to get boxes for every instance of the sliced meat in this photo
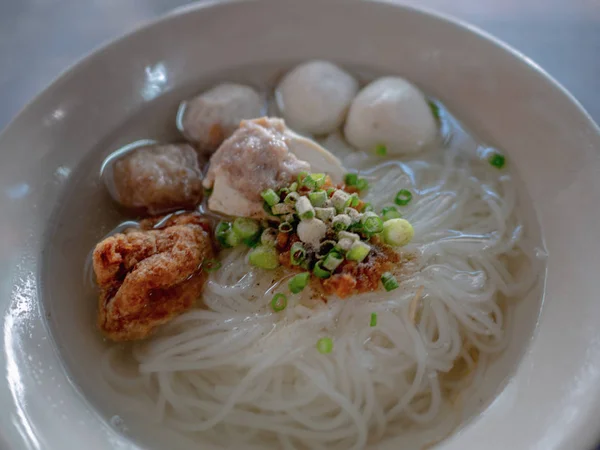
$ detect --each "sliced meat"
[107,142,203,215]
[203,117,310,218]
[93,213,213,341]
[178,83,262,153]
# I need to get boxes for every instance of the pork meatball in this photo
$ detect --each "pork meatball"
[93,213,213,341]
[276,60,359,135]
[178,83,262,153]
[344,77,437,154]
[107,142,203,215]
[203,117,310,218]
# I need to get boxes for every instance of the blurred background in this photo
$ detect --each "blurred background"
[0,0,598,131]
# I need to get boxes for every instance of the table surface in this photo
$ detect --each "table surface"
[0,0,599,132]
[0,0,598,448]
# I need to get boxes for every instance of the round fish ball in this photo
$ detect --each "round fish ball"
[276,60,359,135]
[179,83,262,153]
[344,77,437,154]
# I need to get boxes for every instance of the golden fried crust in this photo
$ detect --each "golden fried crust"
[93,213,214,341]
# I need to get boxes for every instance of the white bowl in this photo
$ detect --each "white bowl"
[1,0,599,449]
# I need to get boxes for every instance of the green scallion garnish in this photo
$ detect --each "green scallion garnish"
[248,245,280,270]
[347,241,371,262]
[428,100,441,121]
[381,206,402,221]
[356,178,369,192]
[394,189,412,206]
[290,242,307,266]
[284,192,300,204]
[316,337,333,354]
[271,293,288,312]
[308,190,327,207]
[375,144,387,156]
[370,312,377,327]
[203,259,222,273]
[322,251,344,271]
[344,173,359,186]
[232,218,260,240]
[313,261,331,279]
[361,202,374,213]
[295,196,315,220]
[279,222,293,233]
[381,272,399,292]
[382,218,414,247]
[216,221,240,248]
[332,214,351,231]
[261,188,280,207]
[301,173,326,190]
[488,153,506,169]
[289,272,310,294]
[361,212,384,234]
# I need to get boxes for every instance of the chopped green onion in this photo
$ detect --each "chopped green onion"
[356,178,369,191]
[278,187,290,197]
[272,203,294,215]
[344,173,359,186]
[271,293,288,312]
[202,259,221,273]
[382,218,414,247]
[289,182,298,192]
[297,171,308,183]
[344,207,361,222]
[232,218,260,240]
[381,206,402,221]
[248,245,280,270]
[348,193,361,208]
[289,272,310,294]
[394,189,413,206]
[326,187,336,196]
[204,187,213,196]
[338,231,360,241]
[347,241,371,262]
[361,212,384,234]
[290,242,307,266]
[428,100,441,121]
[348,221,364,234]
[301,173,326,190]
[315,207,336,222]
[332,214,351,231]
[489,153,506,169]
[313,261,331,279]
[295,196,315,220]
[336,238,354,253]
[308,190,327,207]
[331,190,351,212]
[370,312,378,327]
[316,337,333,354]
[261,228,278,246]
[261,188,280,207]
[375,144,387,156]
[381,272,399,291]
[216,221,240,248]
[317,240,337,258]
[243,232,262,248]
[279,222,293,233]
[323,251,344,271]
[284,192,300,204]
[263,201,273,216]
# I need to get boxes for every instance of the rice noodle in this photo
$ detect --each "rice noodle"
[101,119,540,449]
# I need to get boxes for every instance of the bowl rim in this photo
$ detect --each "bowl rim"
[1,1,599,449]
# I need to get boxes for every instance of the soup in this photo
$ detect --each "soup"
[50,61,544,449]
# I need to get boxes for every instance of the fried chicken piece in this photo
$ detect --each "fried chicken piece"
[93,213,214,341]
[108,143,203,215]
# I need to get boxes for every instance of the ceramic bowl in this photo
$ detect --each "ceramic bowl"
[1,0,599,449]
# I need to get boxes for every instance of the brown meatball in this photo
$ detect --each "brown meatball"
[93,213,213,341]
[107,143,203,215]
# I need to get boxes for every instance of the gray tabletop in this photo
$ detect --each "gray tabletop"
[0,0,599,132]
